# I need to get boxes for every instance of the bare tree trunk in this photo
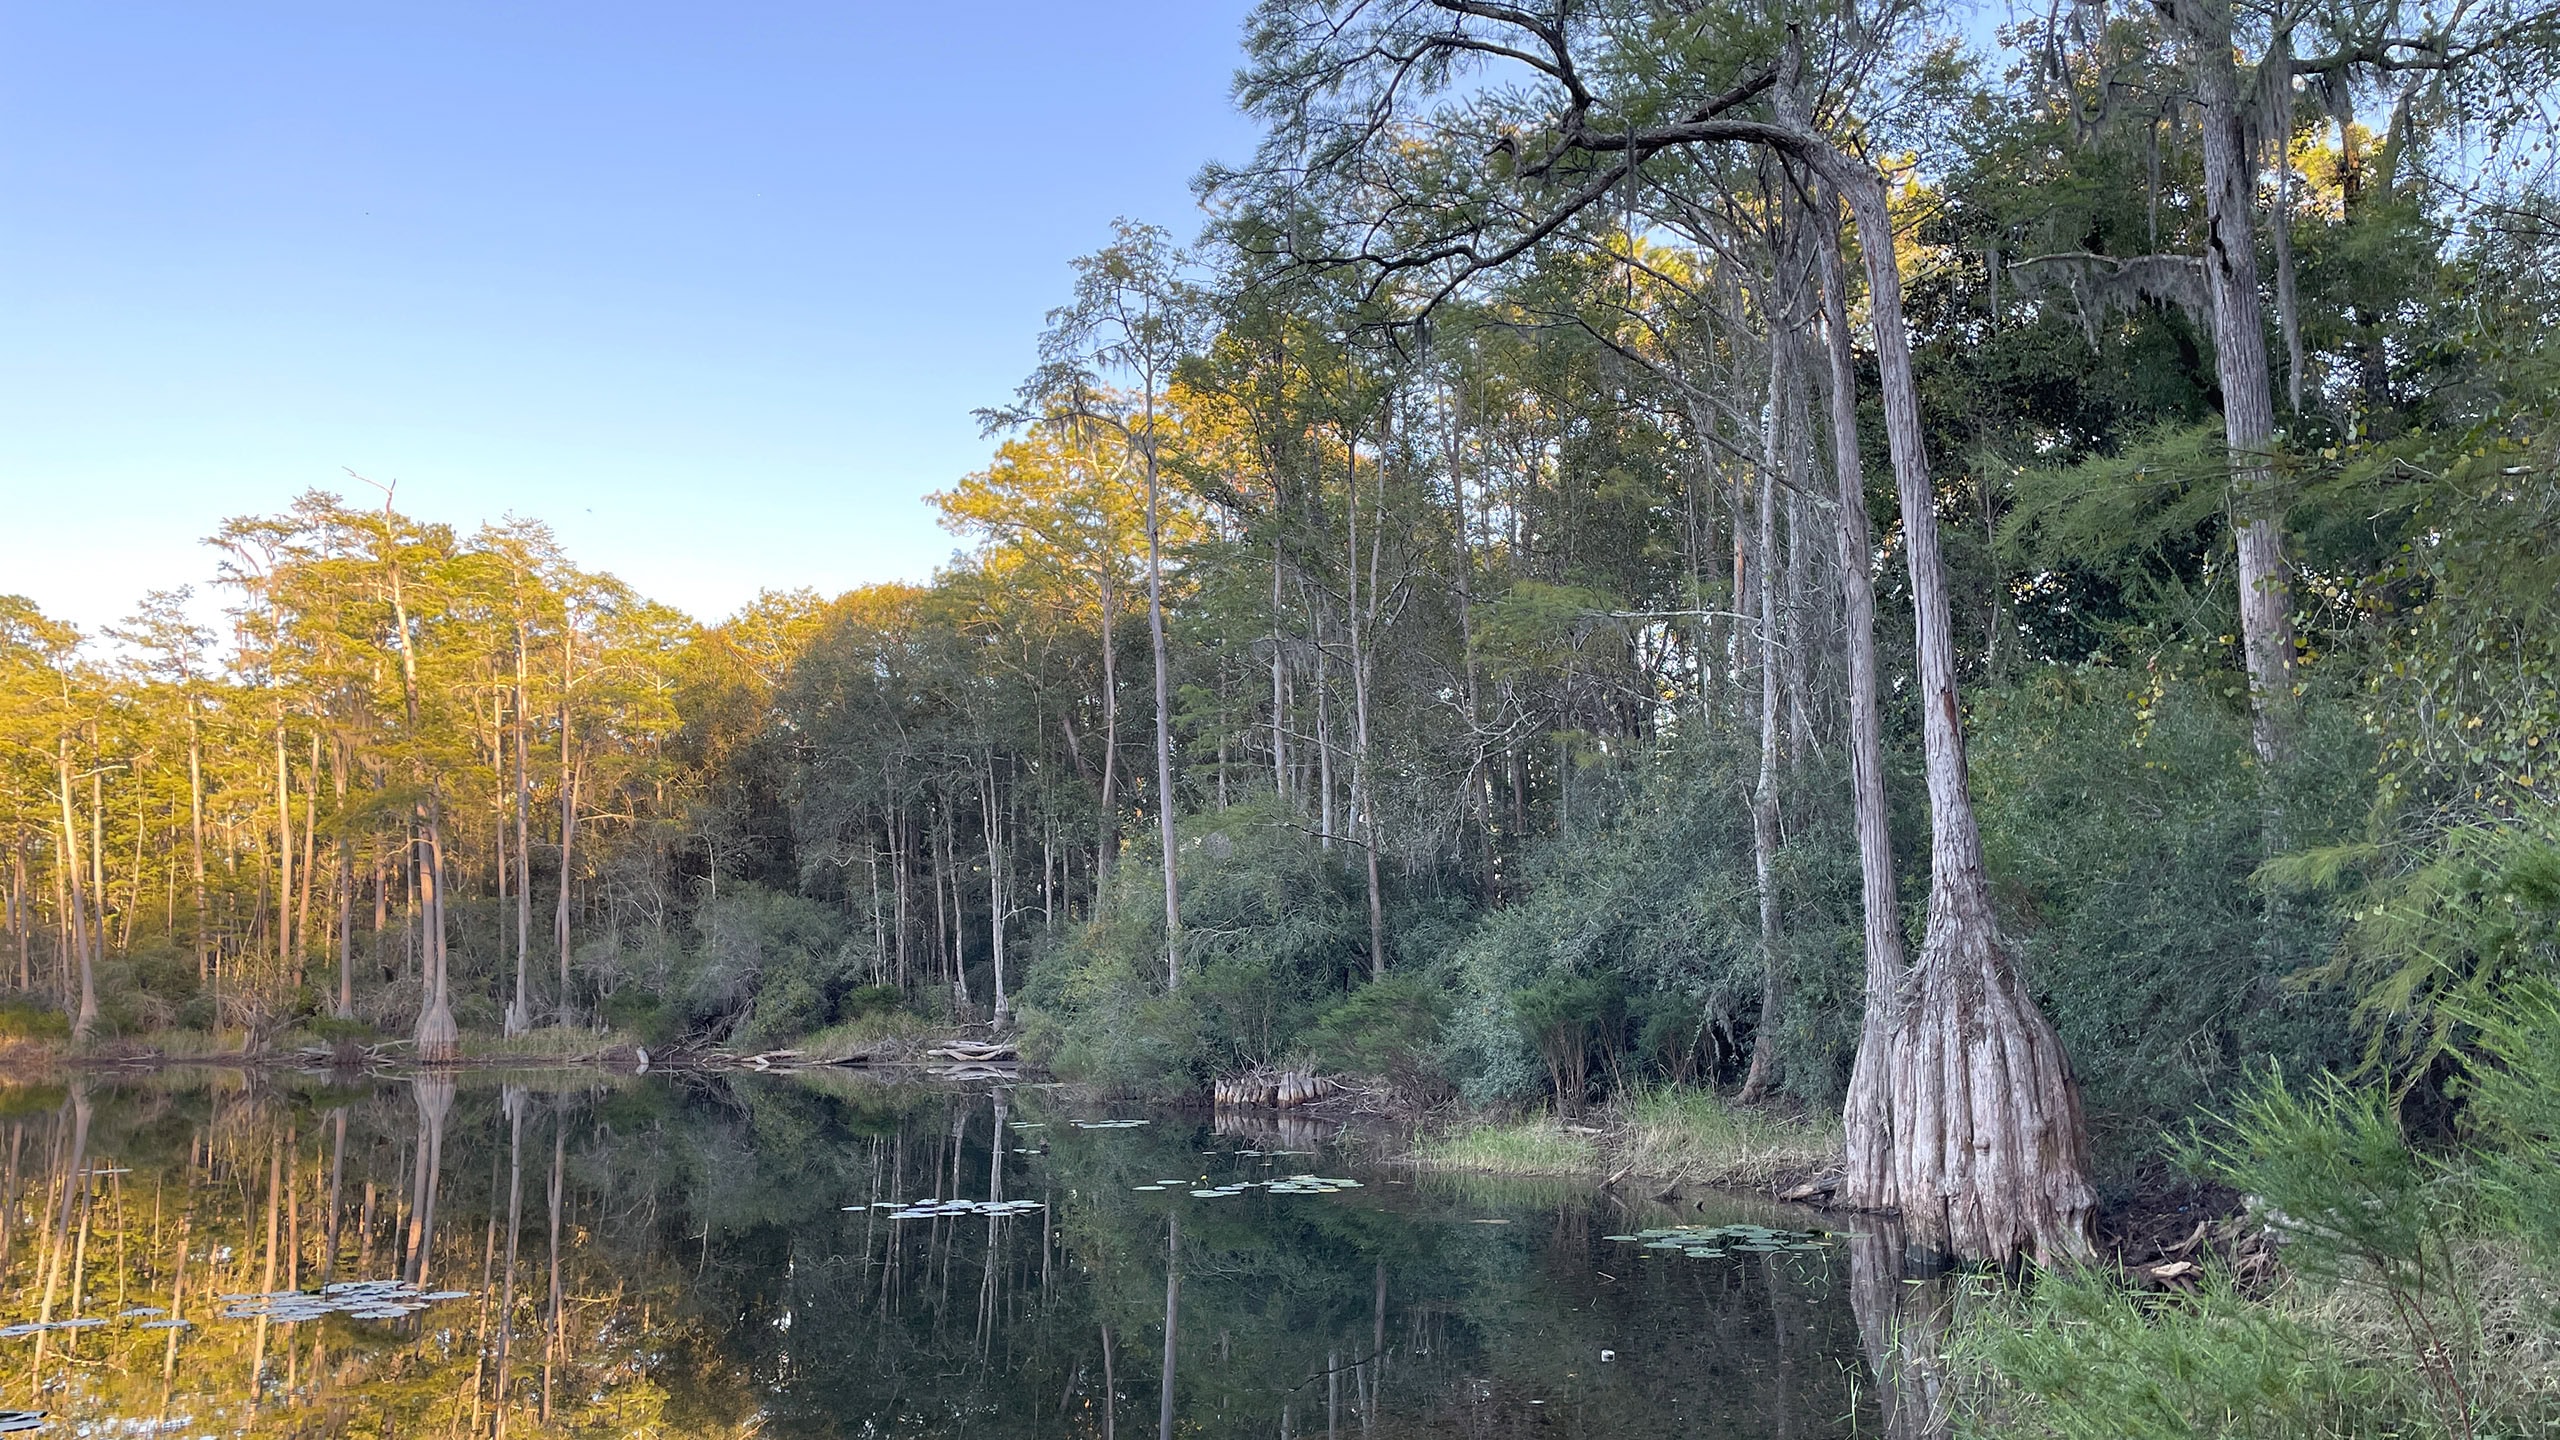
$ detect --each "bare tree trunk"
[2160,0,2297,767]
[56,738,99,1040]
[275,718,294,980]
[554,617,580,1027]
[384,526,458,1062]
[299,730,318,976]
[509,624,534,1036]
[1829,163,2096,1264]
[1098,576,1121,891]
[187,706,207,985]
[10,847,28,992]
[330,737,353,1019]
[1313,589,1336,850]
[1812,173,1911,1215]
[1346,432,1388,979]
[981,757,1010,1028]
[890,788,910,988]
[1270,538,1289,803]
[417,801,457,1060]
[1141,403,1183,989]
[1446,382,1493,891]
[1740,330,1788,1105]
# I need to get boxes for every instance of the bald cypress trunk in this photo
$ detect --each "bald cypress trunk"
[1830,164,2096,1264]
[1812,173,1911,1215]
[2161,0,2298,768]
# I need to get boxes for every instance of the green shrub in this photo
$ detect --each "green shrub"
[0,1001,68,1041]
[837,984,906,1020]
[1444,731,1865,1108]
[1021,797,1370,1093]
[683,882,878,1047]
[1970,669,2368,1164]
[1298,974,1447,1083]
[2457,980,2560,1263]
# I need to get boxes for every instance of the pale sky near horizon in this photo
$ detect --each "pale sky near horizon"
[1,2,1260,636]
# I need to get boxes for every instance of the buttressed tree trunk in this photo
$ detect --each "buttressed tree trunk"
[1825,164,2096,1264]
[385,527,458,1063]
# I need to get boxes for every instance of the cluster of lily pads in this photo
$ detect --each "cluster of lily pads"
[1132,1173,1362,1198]
[221,1280,471,1322]
[1604,1223,1830,1258]
[853,1198,1048,1221]
[1069,1119,1149,1130]
[0,1316,110,1337]
[3,1304,196,1336]
[1,1285,461,1336]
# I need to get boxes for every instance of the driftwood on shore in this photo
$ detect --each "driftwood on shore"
[667,1035,1020,1075]
[925,1039,1019,1064]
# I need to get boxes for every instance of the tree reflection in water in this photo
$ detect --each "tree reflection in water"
[1846,1224,1957,1440]
[0,1071,1887,1436]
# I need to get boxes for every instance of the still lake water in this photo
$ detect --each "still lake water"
[0,1070,1926,1437]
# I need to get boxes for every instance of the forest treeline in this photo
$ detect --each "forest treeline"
[5,0,2557,1274]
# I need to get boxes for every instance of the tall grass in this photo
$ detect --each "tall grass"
[794,1010,942,1061]
[1412,1085,1840,1186]
[457,1027,638,1061]
[1615,1086,1841,1186]
[1412,1115,1601,1175]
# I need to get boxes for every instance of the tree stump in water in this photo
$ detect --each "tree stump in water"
[1212,1068,1326,1109]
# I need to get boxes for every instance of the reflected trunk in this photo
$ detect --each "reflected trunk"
[1847,1224,1954,1440]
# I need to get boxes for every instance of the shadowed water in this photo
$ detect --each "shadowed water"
[0,1070,1923,1437]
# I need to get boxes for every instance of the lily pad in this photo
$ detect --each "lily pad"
[1605,1223,1830,1260]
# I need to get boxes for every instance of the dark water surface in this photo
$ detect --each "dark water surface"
[0,1071,1901,1437]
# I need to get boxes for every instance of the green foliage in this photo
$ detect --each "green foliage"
[1954,1267,2394,1440]
[0,1000,68,1041]
[1965,1030,2560,1440]
[2272,819,2560,1077]
[1445,734,1863,1108]
[1970,670,2367,1159]
[683,882,876,1048]
[2452,982,2560,1267]
[1022,797,1370,1094]
[2187,1068,2446,1292]
[1297,974,1447,1083]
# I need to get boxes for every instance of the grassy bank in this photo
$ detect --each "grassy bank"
[787,1011,948,1061]
[1413,1086,1841,1190]
[1944,1244,2560,1438]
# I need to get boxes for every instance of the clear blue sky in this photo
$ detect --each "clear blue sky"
[1,1,1259,634]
